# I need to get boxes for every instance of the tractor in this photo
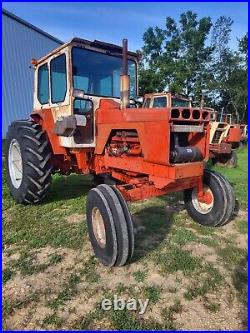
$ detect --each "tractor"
[240,124,248,144]
[140,92,240,167]
[209,109,241,167]
[5,38,236,267]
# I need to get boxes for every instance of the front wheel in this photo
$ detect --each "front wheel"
[184,169,235,227]
[86,184,134,267]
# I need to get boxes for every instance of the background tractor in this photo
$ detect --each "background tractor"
[208,109,241,167]
[5,38,236,267]
[141,93,240,167]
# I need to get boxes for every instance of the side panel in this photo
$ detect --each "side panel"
[95,99,170,165]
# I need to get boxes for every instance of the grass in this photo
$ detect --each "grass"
[156,245,203,275]
[212,146,248,209]
[42,313,65,328]
[47,272,81,310]
[80,256,101,283]
[184,264,224,300]
[2,267,14,284]
[235,219,248,234]
[144,286,161,303]
[2,146,248,330]
[133,270,147,283]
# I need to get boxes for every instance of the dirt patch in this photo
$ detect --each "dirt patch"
[219,220,248,249]
[183,242,218,263]
[3,209,13,223]
[65,214,85,224]
[177,290,245,330]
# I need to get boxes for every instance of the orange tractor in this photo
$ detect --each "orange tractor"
[5,38,235,267]
[141,93,242,167]
[209,110,241,167]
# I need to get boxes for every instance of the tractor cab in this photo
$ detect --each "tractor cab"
[32,38,138,148]
[142,92,191,108]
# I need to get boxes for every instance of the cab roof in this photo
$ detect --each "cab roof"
[35,37,139,65]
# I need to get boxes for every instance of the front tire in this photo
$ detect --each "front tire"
[86,185,134,267]
[5,120,53,204]
[184,169,235,227]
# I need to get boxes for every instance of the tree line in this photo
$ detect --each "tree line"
[138,11,248,122]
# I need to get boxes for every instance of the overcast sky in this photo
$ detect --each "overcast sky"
[2,2,248,51]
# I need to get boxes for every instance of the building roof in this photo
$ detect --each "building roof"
[2,8,63,45]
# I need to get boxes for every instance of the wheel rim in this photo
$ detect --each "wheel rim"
[8,139,23,189]
[92,207,106,248]
[191,186,214,214]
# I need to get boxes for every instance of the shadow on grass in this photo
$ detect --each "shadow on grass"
[43,173,94,204]
[232,255,248,330]
[131,193,185,263]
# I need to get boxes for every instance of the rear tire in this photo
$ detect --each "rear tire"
[184,169,235,227]
[213,151,237,168]
[227,150,237,168]
[5,120,53,204]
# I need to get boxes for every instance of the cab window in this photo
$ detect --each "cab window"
[38,63,49,104]
[143,98,151,108]
[50,54,67,103]
[153,96,167,108]
[172,98,190,107]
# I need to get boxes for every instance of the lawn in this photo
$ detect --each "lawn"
[2,146,248,330]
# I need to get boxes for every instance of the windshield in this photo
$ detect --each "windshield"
[172,98,190,107]
[72,47,137,98]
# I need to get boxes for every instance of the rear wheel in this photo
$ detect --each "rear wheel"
[5,120,53,204]
[226,150,238,168]
[213,151,238,168]
[184,169,235,227]
[86,185,134,266]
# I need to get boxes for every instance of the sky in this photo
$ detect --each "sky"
[2,2,248,51]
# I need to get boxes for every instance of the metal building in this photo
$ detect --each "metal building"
[2,9,63,137]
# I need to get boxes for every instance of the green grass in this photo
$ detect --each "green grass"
[184,264,224,300]
[2,164,90,251]
[212,147,248,208]
[216,246,247,270]
[156,245,203,276]
[133,270,147,283]
[47,272,81,310]
[2,145,248,330]
[2,267,14,284]
[80,256,100,283]
[42,313,64,328]
[235,219,248,234]
[144,286,161,303]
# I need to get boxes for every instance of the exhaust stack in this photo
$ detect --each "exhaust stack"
[120,39,130,109]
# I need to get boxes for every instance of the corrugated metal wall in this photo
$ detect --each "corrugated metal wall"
[2,11,62,137]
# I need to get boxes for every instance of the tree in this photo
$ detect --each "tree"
[209,18,247,120]
[139,11,213,99]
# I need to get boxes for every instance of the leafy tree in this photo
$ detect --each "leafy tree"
[139,11,213,98]
[139,12,248,122]
[209,18,247,120]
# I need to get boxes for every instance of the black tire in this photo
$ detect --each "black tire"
[97,184,129,266]
[210,170,236,226]
[227,150,238,168]
[5,120,53,204]
[86,188,117,267]
[111,185,134,260]
[184,169,230,227]
[93,173,117,185]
